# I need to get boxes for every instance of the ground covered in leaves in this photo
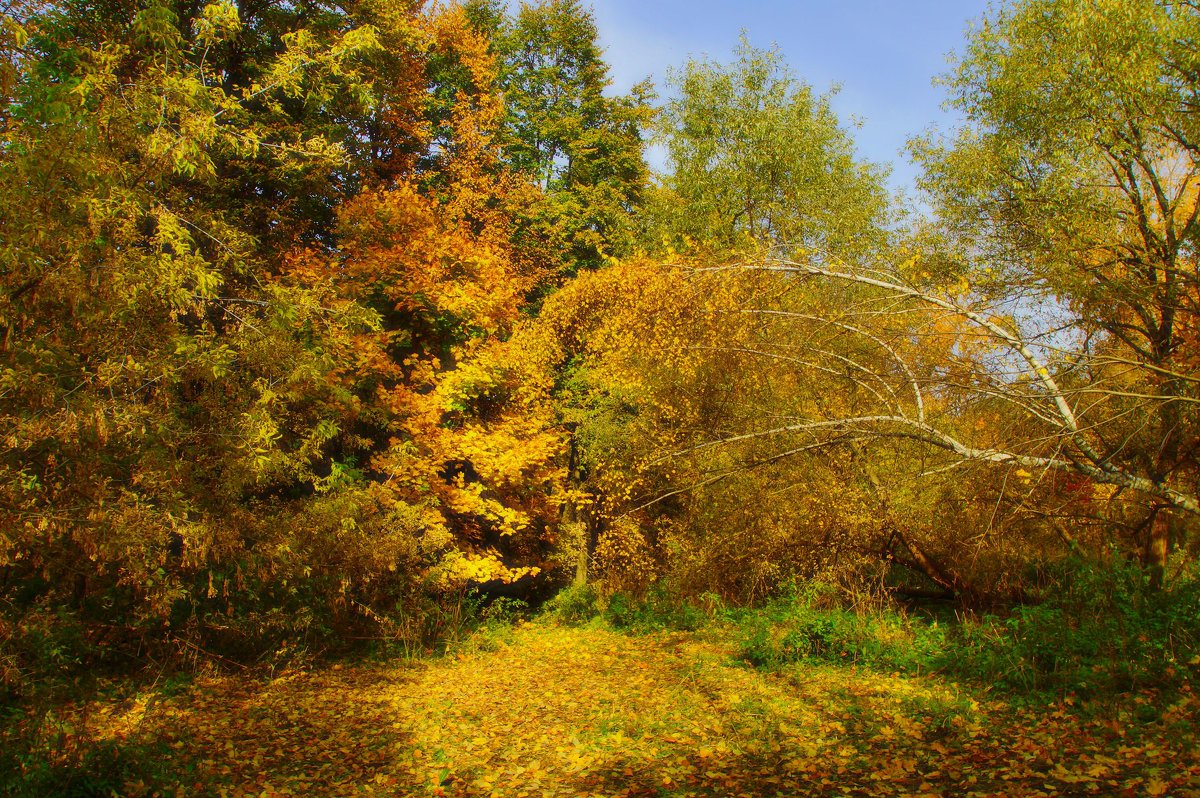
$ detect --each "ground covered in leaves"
[35,623,1200,797]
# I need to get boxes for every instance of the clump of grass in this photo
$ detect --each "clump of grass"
[898,690,981,738]
[602,584,708,632]
[544,582,712,632]
[735,581,948,675]
[732,562,1200,700]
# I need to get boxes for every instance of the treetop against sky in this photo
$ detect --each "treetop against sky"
[565,0,991,192]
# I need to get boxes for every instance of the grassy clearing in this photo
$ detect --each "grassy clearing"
[4,618,1198,797]
[7,566,1200,797]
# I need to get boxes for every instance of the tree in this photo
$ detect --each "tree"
[534,11,1200,598]
[527,43,908,597]
[0,0,397,631]
[0,0,563,663]
[549,0,1200,595]
[645,39,892,261]
[911,0,1200,584]
[313,8,565,591]
[466,0,653,273]
[604,0,1200,592]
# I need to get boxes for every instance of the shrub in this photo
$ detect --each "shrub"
[948,556,1200,693]
[452,596,532,654]
[544,583,600,625]
[603,584,706,632]
[0,709,174,798]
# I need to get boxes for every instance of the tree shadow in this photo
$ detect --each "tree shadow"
[124,664,422,796]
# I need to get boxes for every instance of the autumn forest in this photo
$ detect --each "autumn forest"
[3,0,1200,795]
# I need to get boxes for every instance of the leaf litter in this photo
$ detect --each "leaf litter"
[70,622,1200,796]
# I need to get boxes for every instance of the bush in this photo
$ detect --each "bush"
[949,557,1200,693]
[0,709,174,798]
[452,596,532,655]
[736,565,1200,697]
[362,587,522,659]
[543,583,600,625]
[480,596,530,625]
[603,584,707,632]
[0,606,108,703]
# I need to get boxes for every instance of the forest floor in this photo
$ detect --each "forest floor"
[45,622,1200,797]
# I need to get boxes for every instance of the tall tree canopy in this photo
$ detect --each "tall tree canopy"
[0,0,568,658]
[645,40,892,260]
[467,0,653,272]
[912,0,1200,583]
[529,42,909,598]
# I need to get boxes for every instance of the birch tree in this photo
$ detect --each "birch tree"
[910,0,1200,585]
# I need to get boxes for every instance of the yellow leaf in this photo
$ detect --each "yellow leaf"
[1146,778,1170,796]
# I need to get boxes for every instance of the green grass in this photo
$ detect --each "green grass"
[554,561,1200,701]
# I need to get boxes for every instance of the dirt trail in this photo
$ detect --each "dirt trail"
[93,623,1198,797]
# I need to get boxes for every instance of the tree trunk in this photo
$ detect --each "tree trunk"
[562,426,589,586]
[574,520,587,586]
[1144,510,1182,591]
[1145,372,1184,589]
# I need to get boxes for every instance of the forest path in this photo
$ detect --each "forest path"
[98,623,1196,797]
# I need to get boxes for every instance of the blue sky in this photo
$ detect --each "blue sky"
[581,0,994,194]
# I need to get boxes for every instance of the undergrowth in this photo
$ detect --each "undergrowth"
[951,556,1200,694]
[734,583,947,675]
[6,557,1199,796]
[0,706,177,798]
[544,582,712,631]
[0,586,527,797]
[544,559,1200,700]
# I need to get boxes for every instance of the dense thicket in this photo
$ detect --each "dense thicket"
[0,0,648,685]
[548,0,1200,605]
[1,0,1198,696]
